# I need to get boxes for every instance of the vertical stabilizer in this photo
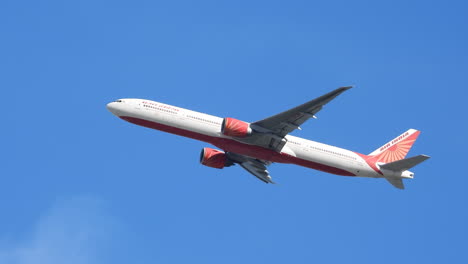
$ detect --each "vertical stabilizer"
[369,129,421,163]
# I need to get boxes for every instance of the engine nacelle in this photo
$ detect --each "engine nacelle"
[221,117,252,138]
[200,147,231,169]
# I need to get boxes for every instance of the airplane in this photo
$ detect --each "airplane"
[106,87,429,189]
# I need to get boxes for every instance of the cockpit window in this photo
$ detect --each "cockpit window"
[115,99,123,103]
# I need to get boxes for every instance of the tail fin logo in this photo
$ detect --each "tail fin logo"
[370,129,421,164]
[379,131,409,152]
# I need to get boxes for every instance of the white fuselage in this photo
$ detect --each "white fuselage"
[107,99,383,178]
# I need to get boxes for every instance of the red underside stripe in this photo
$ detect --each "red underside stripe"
[120,116,355,176]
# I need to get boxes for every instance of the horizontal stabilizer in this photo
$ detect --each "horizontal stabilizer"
[380,155,430,172]
[386,178,405,189]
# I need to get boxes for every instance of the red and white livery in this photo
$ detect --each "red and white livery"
[107,87,429,189]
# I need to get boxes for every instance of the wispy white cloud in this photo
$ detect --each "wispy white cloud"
[0,196,118,264]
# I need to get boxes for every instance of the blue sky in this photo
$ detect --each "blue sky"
[1,0,467,263]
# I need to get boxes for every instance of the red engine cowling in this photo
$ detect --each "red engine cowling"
[200,147,230,169]
[221,117,252,138]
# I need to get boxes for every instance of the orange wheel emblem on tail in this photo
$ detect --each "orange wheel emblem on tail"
[373,131,420,163]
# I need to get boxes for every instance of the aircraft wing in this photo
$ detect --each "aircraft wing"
[240,161,274,184]
[251,86,352,138]
[226,152,274,183]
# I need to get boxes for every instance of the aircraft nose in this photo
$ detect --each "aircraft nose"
[106,102,120,116]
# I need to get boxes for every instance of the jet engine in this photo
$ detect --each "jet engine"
[200,147,233,169]
[221,117,252,138]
